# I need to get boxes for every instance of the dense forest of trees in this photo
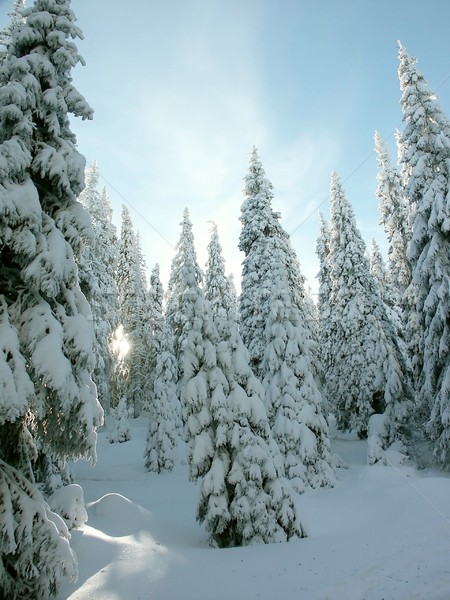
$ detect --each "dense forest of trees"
[1,1,450,598]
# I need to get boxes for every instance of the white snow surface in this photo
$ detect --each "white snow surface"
[59,417,450,600]
[48,484,88,530]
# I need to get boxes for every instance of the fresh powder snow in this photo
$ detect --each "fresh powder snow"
[58,416,450,600]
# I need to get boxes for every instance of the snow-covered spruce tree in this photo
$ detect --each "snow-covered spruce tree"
[368,237,406,348]
[144,321,178,472]
[181,258,304,547]
[0,0,25,65]
[374,131,411,307]
[239,147,284,378]
[79,162,120,414]
[148,264,164,348]
[258,235,335,492]
[0,0,102,594]
[239,147,320,382]
[117,206,151,416]
[239,148,333,490]
[166,208,203,378]
[397,44,450,465]
[316,212,333,404]
[327,173,412,455]
[205,222,238,322]
[108,324,129,409]
[117,205,144,334]
[128,233,154,415]
[373,133,412,398]
[0,298,70,599]
[0,458,77,600]
[0,0,102,472]
[143,264,162,409]
[369,239,389,303]
[226,273,239,321]
[301,286,323,392]
[108,396,130,444]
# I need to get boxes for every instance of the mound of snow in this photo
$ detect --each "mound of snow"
[87,493,153,537]
[48,483,88,529]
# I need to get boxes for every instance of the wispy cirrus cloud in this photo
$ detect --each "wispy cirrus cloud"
[71,0,343,294]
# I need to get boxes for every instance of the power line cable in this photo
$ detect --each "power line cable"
[98,171,176,251]
[288,69,450,238]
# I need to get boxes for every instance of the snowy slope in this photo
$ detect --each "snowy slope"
[59,418,450,600]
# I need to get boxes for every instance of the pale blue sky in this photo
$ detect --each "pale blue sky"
[1,0,450,295]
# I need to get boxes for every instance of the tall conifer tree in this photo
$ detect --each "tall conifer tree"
[181,255,305,546]
[327,174,412,455]
[369,239,389,303]
[145,264,164,411]
[117,206,151,416]
[166,208,203,379]
[259,233,335,491]
[144,321,178,472]
[0,0,101,594]
[239,148,283,377]
[148,265,164,349]
[398,44,450,465]
[374,131,411,305]
[316,212,332,405]
[239,148,334,490]
[205,222,238,322]
[117,206,143,333]
[79,163,120,414]
[0,0,102,473]
[0,0,25,64]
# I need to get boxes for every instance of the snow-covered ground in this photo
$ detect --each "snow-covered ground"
[59,417,450,600]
